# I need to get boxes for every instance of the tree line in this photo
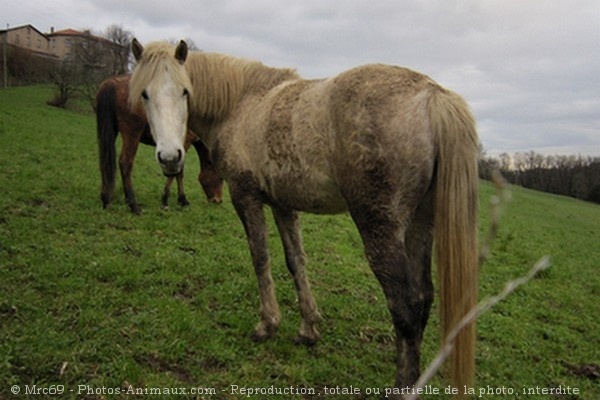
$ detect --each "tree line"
[480,151,600,204]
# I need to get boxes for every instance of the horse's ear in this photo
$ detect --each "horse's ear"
[132,38,144,61]
[175,40,188,64]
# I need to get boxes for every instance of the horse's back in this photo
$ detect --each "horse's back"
[229,65,441,214]
[327,65,439,209]
[328,64,438,155]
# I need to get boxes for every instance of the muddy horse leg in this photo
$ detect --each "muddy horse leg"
[348,202,431,391]
[272,207,322,344]
[404,192,435,336]
[230,181,280,340]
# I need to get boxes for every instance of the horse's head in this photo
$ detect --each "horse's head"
[129,39,192,176]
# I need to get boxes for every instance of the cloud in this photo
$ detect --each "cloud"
[4,0,600,156]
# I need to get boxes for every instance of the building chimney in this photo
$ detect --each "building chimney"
[50,26,54,34]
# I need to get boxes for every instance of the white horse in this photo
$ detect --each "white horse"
[129,39,479,393]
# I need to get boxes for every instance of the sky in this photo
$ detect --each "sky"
[4,0,600,156]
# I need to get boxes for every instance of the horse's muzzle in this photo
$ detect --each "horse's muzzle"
[157,149,184,177]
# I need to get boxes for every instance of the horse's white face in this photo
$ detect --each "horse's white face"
[141,72,189,176]
[132,39,190,177]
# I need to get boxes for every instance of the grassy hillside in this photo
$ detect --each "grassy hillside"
[0,86,598,399]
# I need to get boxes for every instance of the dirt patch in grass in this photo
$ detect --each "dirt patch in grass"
[563,362,600,380]
[135,353,192,383]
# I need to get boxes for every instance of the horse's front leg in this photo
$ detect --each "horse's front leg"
[162,176,174,208]
[272,207,322,344]
[162,171,189,208]
[231,189,280,341]
[175,169,190,207]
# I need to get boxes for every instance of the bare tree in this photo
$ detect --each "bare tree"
[104,24,133,74]
[184,37,200,51]
[512,152,526,172]
[47,60,81,108]
[75,37,110,110]
[498,153,512,171]
[47,26,132,110]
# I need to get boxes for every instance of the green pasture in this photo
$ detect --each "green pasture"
[0,86,598,399]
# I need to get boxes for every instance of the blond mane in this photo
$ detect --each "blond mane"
[185,52,299,119]
[129,41,300,120]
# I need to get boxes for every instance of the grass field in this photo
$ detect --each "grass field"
[0,86,598,399]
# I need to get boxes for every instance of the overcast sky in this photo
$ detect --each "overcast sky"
[4,0,599,156]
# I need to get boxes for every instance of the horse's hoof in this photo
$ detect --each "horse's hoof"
[130,205,142,215]
[297,319,320,346]
[178,196,190,207]
[251,332,267,342]
[251,331,274,342]
[251,323,278,342]
[294,334,319,346]
[208,196,223,205]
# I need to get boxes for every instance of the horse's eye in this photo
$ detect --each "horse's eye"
[141,90,149,100]
[183,88,189,97]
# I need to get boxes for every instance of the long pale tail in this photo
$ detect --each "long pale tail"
[96,82,119,208]
[428,88,479,390]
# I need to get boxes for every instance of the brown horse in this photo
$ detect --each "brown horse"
[130,40,479,393]
[96,75,223,214]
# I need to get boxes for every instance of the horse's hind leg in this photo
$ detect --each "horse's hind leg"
[194,140,224,203]
[348,203,430,390]
[230,184,281,341]
[119,133,142,214]
[162,176,174,209]
[405,191,435,334]
[272,207,322,344]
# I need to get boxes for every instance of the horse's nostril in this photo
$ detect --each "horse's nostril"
[157,151,166,165]
[177,149,182,162]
